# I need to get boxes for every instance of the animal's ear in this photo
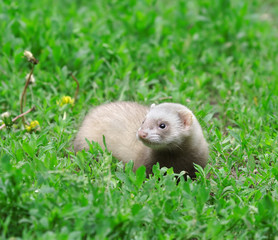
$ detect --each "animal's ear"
[150,103,156,109]
[178,110,193,130]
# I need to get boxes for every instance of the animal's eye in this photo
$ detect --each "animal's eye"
[159,123,166,129]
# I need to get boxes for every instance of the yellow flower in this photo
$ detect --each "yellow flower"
[25,120,40,132]
[30,120,39,128]
[25,125,32,132]
[57,96,75,107]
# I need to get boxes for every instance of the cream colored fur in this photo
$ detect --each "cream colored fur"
[74,101,208,177]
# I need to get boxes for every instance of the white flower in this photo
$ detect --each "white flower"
[23,50,38,64]
[1,112,10,118]
[24,50,34,60]
[25,73,35,84]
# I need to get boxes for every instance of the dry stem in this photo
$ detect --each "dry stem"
[0,106,36,130]
[20,65,35,125]
[157,96,173,101]
[71,73,79,101]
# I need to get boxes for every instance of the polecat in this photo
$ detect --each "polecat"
[73,101,208,178]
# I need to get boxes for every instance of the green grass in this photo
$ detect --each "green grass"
[1,0,278,239]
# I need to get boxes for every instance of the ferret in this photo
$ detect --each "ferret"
[73,101,208,178]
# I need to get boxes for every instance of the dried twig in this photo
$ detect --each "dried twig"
[20,50,39,125]
[0,106,36,130]
[20,65,35,125]
[157,96,173,101]
[71,73,79,101]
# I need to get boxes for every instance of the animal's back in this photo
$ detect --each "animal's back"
[73,102,149,164]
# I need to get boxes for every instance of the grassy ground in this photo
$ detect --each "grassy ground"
[1,0,278,239]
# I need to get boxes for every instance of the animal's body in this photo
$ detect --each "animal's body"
[74,101,208,178]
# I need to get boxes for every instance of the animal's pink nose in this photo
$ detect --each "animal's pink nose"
[138,130,148,139]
